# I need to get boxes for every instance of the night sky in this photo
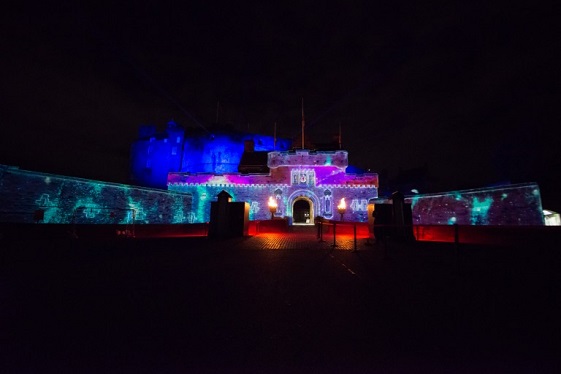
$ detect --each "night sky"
[1,1,560,210]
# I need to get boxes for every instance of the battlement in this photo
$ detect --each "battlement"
[268,150,348,169]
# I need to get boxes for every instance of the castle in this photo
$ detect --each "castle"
[129,120,545,227]
[167,148,378,224]
[0,120,545,228]
[130,121,292,189]
[131,121,378,224]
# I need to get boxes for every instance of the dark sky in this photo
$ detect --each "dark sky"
[1,1,560,209]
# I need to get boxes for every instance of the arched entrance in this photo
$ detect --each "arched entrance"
[292,197,313,224]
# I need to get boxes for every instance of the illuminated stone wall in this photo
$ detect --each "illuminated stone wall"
[0,165,192,224]
[405,183,544,225]
[168,150,379,224]
[130,121,186,189]
[1,165,543,227]
[168,182,377,223]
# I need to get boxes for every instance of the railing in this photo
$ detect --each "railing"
[3,210,559,244]
[317,220,365,251]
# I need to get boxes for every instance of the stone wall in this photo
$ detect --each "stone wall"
[0,165,192,224]
[2,164,543,227]
[405,183,544,225]
[168,183,377,223]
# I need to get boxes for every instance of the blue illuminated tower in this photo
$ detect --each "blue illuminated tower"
[130,120,185,189]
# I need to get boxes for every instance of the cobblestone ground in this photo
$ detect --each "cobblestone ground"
[246,225,368,251]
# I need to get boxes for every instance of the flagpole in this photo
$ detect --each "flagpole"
[301,97,305,149]
[339,122,342,149]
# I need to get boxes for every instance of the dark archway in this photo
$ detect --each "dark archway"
[293,199,311,224]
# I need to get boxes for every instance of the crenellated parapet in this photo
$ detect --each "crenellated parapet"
[268,150,348,169]
[167,172,276,186]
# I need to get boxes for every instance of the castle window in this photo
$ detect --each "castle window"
[291,169,315,186]
[308,172,315,185]
[324,189,333,216]
[176,136,181,143]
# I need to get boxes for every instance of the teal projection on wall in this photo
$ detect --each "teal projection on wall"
[470,197,493,225]
[0,164,545,226]
[0,165,191,224]
[406,183,544,225]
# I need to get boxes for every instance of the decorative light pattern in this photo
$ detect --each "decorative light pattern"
[405,183,544,225]
[0,165,192,224]
[168,150,378,224]
[1,159,546,227]
[470,196,493,225]
[350,198,368,212]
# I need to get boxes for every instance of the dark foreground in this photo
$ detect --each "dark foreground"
[2,232,560,373]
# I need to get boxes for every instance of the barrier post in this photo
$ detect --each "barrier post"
[353,224,357,252]
[454,223,459,246]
